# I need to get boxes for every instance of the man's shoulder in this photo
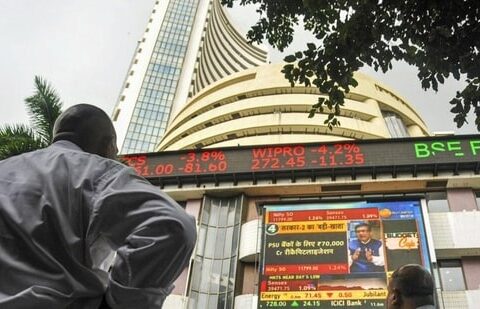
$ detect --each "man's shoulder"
[1,141,127,178]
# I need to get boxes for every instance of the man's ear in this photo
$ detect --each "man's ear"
[99,136,118,160]
[391,288,402,306]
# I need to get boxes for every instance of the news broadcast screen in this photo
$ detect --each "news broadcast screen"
[258,200,431,308]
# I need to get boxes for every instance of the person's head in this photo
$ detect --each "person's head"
[52,104,118,159]
[355,222,372,242]
[387,264,434,309]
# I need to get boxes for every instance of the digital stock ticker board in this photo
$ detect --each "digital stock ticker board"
[258,201,431,309]
[122,135,480,181]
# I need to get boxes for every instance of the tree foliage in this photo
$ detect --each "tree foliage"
[0,76,63,160]
[0,125,43,160]
[221,0,480,130]
[25,76,63,145]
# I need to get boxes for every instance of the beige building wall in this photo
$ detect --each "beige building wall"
[158,63,429,151]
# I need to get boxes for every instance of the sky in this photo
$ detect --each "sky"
[0,0,476,135]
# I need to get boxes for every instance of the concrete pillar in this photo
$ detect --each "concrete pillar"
[462,257,480,290]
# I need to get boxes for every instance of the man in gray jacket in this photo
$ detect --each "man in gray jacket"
[0,104,196,308]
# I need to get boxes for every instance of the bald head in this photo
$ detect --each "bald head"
[53,104,118,159]
[387,264,434,309]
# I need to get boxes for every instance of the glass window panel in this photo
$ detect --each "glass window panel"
[215,227,226,259]
[210,259,222,294]
[204,226,216,258]
[209,199,220,226]
[427,192,449,213]
[428,199,449,212]
[197,293,208,309]
[439,260,466,291]
[226,291,234,308]
[228,257,236,292]
[234,198,242,224]
[218,201,229,227]
[227,202,236,226]
[224,227,233,258]
[397,120,408,136]
[218,293,226,309]
[220,259,230,293]
[383,112,409,138]
[208,295,218,309]
[199,258,212,293]
[231,225,240,256]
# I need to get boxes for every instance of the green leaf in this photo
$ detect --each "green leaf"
[284,55,297,63]
[421,79,430,90]
[437,73,445,84]
[0,76,63,159]
[24,76,63,144]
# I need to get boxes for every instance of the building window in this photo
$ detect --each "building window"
[426,192,449,213]
[121,0,199,154]
[438,260,466,291]
[188,195,244,309]
[382,111,410,138]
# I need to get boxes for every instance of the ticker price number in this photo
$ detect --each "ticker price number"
[122,155,175,177]
[123,150,228,177]
[310,143,365,167]
[123,155,175,177]
[180,150,228,173]
[251,146,306,170]
[250,143,365,172]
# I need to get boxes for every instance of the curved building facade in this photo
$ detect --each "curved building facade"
[190,0,268,96]
[158,63,429,151]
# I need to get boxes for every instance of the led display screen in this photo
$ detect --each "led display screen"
[121,136,480,179]
[258,200,431,308]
